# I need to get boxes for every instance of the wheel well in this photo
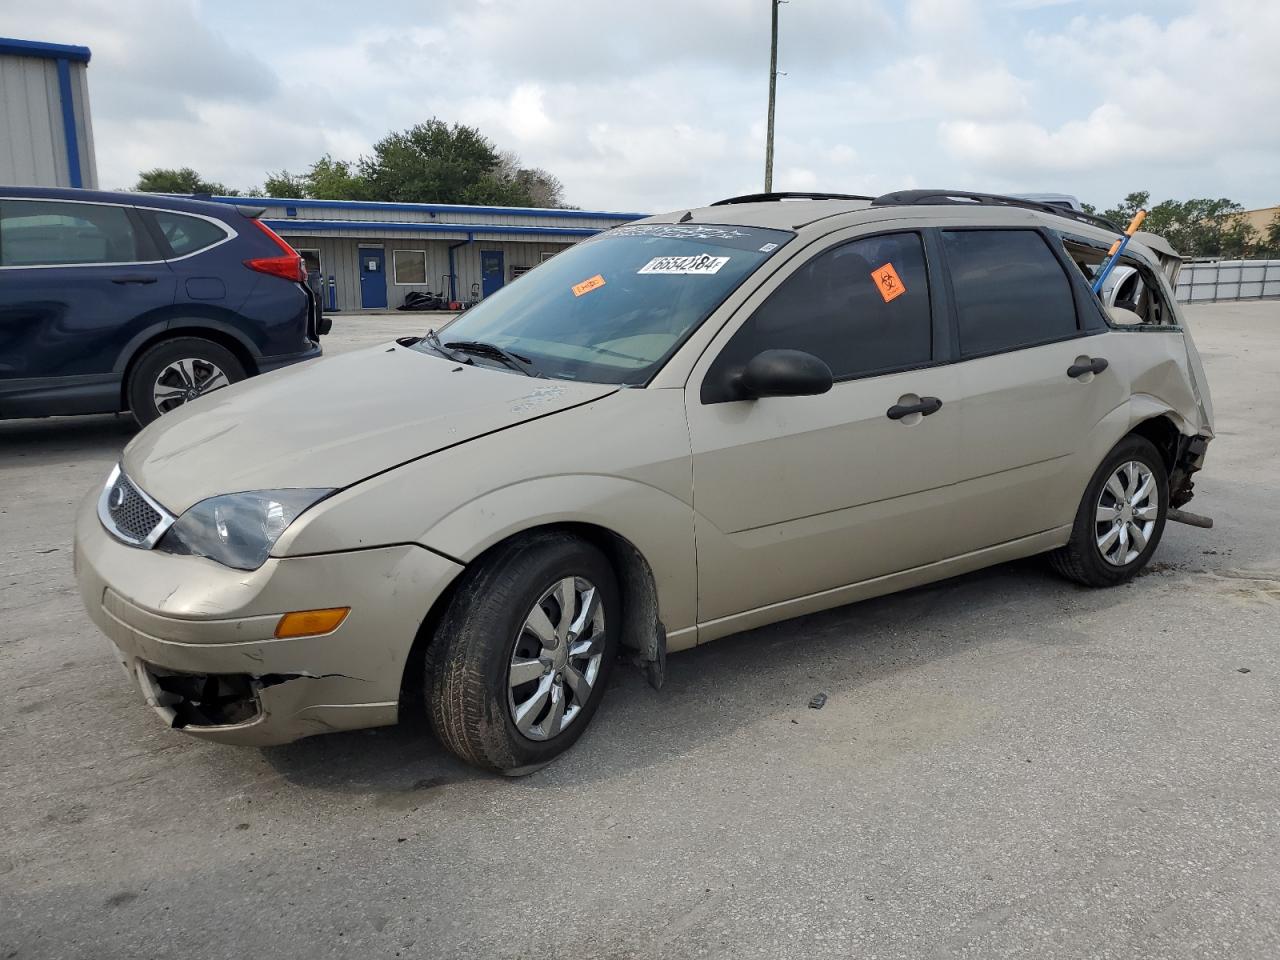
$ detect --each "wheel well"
[1129,415,1180,473]
[397,522,664,721]
[120,327,258,409]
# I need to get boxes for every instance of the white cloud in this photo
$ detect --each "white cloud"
[939,1,1280,190]
[1,0,1276,211]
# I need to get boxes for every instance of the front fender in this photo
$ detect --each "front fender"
[275,388,698,638]
[422,474,697,639]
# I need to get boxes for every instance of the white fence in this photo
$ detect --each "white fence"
[1175,259,1280,302]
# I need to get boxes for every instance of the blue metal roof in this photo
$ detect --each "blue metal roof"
[0,38,91,63]
[263,219,603,239]
[210,194,646,222]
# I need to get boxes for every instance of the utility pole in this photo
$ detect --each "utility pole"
[764,0,779,192]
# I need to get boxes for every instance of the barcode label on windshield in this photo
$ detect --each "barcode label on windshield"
[638,254,730,275]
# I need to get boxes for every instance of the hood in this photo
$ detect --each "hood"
[123,344,618,513]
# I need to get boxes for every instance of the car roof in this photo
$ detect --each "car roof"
[640,190,1164,266]
[0,184,247,218]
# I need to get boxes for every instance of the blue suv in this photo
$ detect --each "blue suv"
[0,187,328,425]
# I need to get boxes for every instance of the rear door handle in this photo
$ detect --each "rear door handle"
[111,275,158,285]
[886,396,943,420]
[1067,357,1109,378]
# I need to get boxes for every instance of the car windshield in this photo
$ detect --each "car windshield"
[417,223,794,384]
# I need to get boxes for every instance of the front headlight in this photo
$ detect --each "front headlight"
[157,488,334,570]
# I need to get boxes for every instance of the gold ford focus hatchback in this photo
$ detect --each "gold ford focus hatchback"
[75,190,1214,774]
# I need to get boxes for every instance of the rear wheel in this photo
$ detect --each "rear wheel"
[1049,435,1168,587]
[428,533,620,774]
[126,337,245,426]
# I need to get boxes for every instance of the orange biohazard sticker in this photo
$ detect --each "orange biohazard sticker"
[572,274,606,297]
[871,262,906,303]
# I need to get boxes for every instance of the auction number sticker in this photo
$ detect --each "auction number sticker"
[572,274,607,296]
[638,253,730,275]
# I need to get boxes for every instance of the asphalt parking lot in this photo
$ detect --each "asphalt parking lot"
[2,301,1279,959]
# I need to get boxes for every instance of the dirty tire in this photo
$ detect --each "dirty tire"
[428,533,621,774]
[1048,434,1168,587]
[126,337,245,427]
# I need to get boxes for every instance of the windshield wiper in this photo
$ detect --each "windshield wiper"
[422,328,468,363]
[444,340,544,378]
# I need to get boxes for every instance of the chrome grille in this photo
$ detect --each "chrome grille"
[98,464,175,548]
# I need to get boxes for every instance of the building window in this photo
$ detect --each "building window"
[540,250,557,262]
[512,264,534,279]
[393,249,427,285]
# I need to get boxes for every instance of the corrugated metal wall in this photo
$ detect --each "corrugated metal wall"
[0,53,96,188]
[1175,259,1280,303]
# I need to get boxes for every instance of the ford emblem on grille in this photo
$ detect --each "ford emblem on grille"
[97,464,176,549]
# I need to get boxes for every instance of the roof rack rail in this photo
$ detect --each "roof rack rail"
[711,191,874,206]
[869,189,1122,233]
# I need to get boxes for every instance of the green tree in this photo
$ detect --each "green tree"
[496,150,568,208]
[303,155,366,200]
[257,124,569,206]
[135,167,237,196]
[357,119,509,204]
[1261,211,1280,257]
[1100,190,1150,228]
[262,170,307,198]
[262,155,371,201]
[1098,190,1260,258]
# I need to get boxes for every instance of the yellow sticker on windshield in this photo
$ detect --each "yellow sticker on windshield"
[572,274,606,297]
[872,262,905,303]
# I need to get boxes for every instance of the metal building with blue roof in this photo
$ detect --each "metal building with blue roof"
[204,195,646,312]
[0,37,97,189]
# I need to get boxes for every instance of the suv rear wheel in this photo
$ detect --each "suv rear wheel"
[127,337,245,427]
[428,533,620,775]
[1049,434,1168,587]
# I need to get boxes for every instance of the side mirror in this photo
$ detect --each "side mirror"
[734,349,833,400]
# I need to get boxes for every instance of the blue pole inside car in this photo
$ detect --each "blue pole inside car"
[1092,210,1147,295]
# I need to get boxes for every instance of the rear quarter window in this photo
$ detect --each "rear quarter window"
[149,210,230,257]
[943,229,1078,357]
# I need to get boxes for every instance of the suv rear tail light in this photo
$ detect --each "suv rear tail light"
[244,219,306,283]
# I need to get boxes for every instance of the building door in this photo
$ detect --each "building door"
[481,250,505,298]
[359,246,387,309]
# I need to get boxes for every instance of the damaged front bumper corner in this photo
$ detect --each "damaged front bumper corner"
[74,489,464,746]
[1170,433,1211,508]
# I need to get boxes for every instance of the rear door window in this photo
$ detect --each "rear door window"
[0,199,142,266]
[704,231,933,400]
[942,229,1078,357]
[149,210,229,257]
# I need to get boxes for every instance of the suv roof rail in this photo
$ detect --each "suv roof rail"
[711,191,874,206]
[869,189,1122,233]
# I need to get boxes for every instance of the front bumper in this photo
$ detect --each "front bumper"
[74,488,463,746]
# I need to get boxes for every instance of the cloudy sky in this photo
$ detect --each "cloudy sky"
[3,0,1277,213]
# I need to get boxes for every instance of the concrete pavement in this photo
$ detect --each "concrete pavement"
[2,302,1278,959]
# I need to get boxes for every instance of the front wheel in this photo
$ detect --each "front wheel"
[428,533,621,774]
[1048,434,1168,587]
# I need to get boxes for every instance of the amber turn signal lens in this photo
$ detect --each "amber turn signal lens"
[274,607,350,639]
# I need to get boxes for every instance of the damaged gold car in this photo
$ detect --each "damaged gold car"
[74,190,1214,774]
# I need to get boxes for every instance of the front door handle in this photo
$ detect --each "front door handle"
[886,396,943,420]
[1067,357,1109,378]
[111,275,158,285]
